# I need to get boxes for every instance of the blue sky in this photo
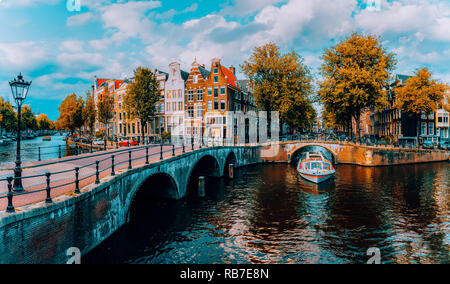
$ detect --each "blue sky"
[0,0,449,121]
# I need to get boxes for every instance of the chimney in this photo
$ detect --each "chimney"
[230,66,236,75]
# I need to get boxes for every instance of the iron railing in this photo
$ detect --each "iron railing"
[0,139,238,214]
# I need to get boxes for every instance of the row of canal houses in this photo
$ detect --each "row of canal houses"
[93,58,257,141]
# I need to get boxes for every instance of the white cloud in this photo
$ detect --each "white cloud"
[99,1,162,42]
[67,12,94,27]
[0,41,47,68]
[0,0,59,8]
[60,40,84,53]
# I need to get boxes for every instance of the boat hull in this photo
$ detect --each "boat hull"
[299,172,334,184]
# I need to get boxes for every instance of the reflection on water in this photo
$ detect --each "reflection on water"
[84,163,450,264]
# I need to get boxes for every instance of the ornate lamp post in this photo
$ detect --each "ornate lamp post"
[9,73,32,192]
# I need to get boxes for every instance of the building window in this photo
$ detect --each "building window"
[214,100,219,110]
[207,87,212,96]
[196,105,203,118]
[193,75,198,84]
[214,76,219,83]
[188,106,194,118]
[221,87,226,95]
[207,100,212,111]
[160,103,164,113]
[197,89,203,101]
[220,99,226,110]
[188,90,195,102]
[214,87,219,97]
[428,123,434,135]
[421,123,427,136]
[213,68,218,74]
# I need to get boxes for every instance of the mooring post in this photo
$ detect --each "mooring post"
[198,176,205,198]
[111,155,116,176]
[45,172,52,204]
[74,167,80,194]
[6,177,15,213]
[128,150,132,169]
[38,147,41,161]
[95,161,100,184]
[229,163,235,179]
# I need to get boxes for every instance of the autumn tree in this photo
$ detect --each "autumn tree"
[83,90,97,139]
[241,43,316,133]
[97,87,115,142]
[21,105,38,131]
[395,68,449,147]
[0,97,17,136]
[124,67,160,143]
[37,113,53,131]
[318,32,396,138]
[57,93,85,135]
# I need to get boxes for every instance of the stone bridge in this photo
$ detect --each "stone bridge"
[261,140,450,166]
[0,145,260,264]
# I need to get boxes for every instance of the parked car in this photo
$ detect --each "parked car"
[119,141,129,147]
[422,140,435,149]
[93,139,105,146]
[129,140,139,146]
[438,140,450,150]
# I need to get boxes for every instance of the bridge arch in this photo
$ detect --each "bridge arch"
[125,172,179,223]
[223,151,237,177]
[289,144,338,165]
[186,154,221,196]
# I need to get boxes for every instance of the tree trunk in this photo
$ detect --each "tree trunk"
[141,120,146,145]
[416,115,420,149]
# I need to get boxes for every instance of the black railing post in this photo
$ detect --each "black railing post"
[192,141,194,151]
[182,143,185,154]
[145,147,149,165]
[160,144,163,160]
[95,161,100,184]
[111,155,116,176]
[58,145,61,159]
[45,172,52,203]
[38,147,41,161]
[90,141,93,153]
[74,167,80,194]
[172,144,175,156]
[6,177,15,213]
[128,151,132,169]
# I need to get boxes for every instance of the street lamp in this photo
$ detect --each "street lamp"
[9,73,32,192]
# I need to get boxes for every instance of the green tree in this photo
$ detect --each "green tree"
[124,67,160,143]
[97,87,114,142]
[395,68,449,147]
[0,97,17,136]
[241,43,316,133]
[318,32,396,138]
[83,90,97,139]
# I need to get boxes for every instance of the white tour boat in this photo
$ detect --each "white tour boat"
[297,152,335,184]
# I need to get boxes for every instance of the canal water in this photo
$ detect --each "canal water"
[0,134,73,167]
[84,162,449,264]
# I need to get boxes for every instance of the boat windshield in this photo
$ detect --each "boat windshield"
[308,162,323,170]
